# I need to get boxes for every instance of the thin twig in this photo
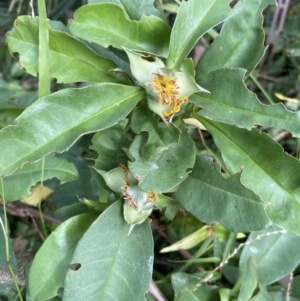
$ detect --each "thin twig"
[286,272,293,301]
[259,0,282,68]
[267,0,290,65]
[28,212,45,241]
[2,201,61,224]
[254,73,294,85]
[149,280,168,301]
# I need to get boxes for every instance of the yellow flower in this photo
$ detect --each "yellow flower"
[124,48,209,122]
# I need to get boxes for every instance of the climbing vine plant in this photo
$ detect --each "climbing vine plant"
[1,0,300,300]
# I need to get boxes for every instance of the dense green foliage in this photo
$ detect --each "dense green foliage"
[0,0,300,300]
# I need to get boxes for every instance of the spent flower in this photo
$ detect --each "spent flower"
[98,165,157,232]
[124,48,209,122]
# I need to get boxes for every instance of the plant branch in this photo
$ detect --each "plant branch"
[149,280,168,301]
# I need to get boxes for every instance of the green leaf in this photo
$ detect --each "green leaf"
[129,122,196,193]
[196,0,276,76]
[1,153,78,201]
[240,225,300,285]
[238,258,258,301]
[166,0,232,69]
[27,213,97,301]
[54,203,95,221]
[68,3,171,57]
[155,194,179,220]
[173,156,268,232]
[6,16,120,84]
[90,120,128,171]
[63,201,153,301]
[172,272,220,301]
[0,83,144,177]
[192,69,300,137]
[199,118,300,235]
[131,103,181,160]
[88,0,165,21]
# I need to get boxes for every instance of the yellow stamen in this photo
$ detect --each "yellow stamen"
[121,184,137,209]
[147,190,157,203]
[151,74,179,105]
[163,96,188,117]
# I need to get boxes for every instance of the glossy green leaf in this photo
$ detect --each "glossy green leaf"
[200,118,300,235]
[54,203,94,221]
[240,225,300,285]
[90,119,128,171]
[166,0,232,69]
[6,16,120,84]
[172,272,220,301]
[196,0,276,76]
[0,83,144,177]
[129,122,196,193]
[238,258,257,301]
[88,0,165,21]
[173,156,268,232]
[63,201,153,301]
[27,213,97,301]
[1,153,78,201]
[68,3,171,57]
[131,103,181,160]
[192,69,300,137]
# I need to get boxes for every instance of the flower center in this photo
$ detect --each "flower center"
[150,73,188,118]
[120,164,157,210]
[151,73,179,105]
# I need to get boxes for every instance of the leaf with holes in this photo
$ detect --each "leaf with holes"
[129,121,196,193]
[27,213,97,301]
[63,201,153,301]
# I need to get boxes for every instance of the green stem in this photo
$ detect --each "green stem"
[0,179,24,301]
[177,236,214,273]
[1,178,9,241]
[38,0,51,97]
[250,74,275,104]
[222,232,236,260]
